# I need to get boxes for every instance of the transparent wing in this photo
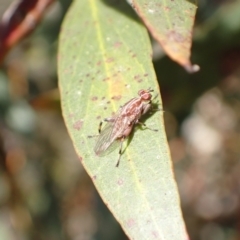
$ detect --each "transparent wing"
[94,120,118,156]
[96,137,121,157]
[94,113,130,156]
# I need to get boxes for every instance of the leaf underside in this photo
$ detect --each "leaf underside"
[132,0,198,72]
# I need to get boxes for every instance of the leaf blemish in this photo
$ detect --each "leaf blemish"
[92,175,97,180]
[114,41,122,48]
[111,95,122,101]
[106,57,114,63]
[91,96,98,101]
[152,231,159,238]
[68,113,74,118]
[103,77,110,81]
[164,6,170,12]
[73,120,83,131]
[127,218,136,228]
[117,179,124,185]
[167,30,185,43]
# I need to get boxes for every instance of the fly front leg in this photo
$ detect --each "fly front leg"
[150,107,163,112]
[136,121,158,132]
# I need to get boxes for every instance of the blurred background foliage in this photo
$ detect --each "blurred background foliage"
[0,0,240,239]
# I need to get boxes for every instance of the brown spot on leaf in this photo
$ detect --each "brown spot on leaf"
[167,30,185,43]
[111,95,122,101]
[144,73,149,77]
[106,58,114,63]
[73,120,83,131]
[91,96,98,101]
[164,6,170,11]
[127,218,136,228]
[68,113,74,118]
[117,179,124,185]
[152,231,159,238]
[103,77,110,81]
[92,175,97,180]
[114,41,122,48]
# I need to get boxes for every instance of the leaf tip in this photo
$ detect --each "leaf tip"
[184,63,200,73]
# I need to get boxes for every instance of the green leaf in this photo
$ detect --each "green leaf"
[132,0,199,72]
[58,0,187,239]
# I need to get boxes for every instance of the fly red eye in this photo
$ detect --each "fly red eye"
[142,93,152,100]
[138,89,152,100]
[138,89,145,96]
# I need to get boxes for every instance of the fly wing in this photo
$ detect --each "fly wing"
[94,120,117,156]
[94,113,129,156]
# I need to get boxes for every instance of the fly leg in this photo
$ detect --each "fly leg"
[88,117,115,138]
[137,121,158,132]
[98,121,103,134]
[116,137,125,167]
[150,107,163,112]
[98,117,115,133]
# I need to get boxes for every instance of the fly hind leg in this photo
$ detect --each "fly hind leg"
[116,136,125,167]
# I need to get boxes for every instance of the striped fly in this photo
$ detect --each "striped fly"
[91,88,158,167]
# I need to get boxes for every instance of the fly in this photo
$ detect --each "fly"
[90,88,158,167]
